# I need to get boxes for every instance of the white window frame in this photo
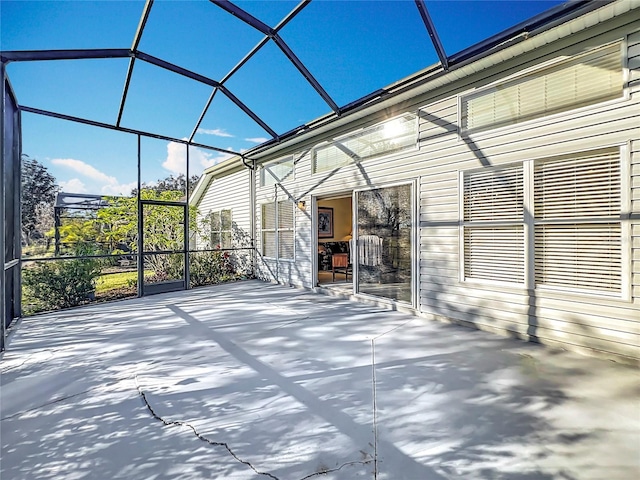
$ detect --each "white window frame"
[260,155,295,187]
[532,147,628,299]
[312,112,418,174]
[260,200,295,261]
[460,146,628,300]
[458,40,628,137]
[458,163,526,287]
[210,209,232,249]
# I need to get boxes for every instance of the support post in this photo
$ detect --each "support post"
[184,144,190,290]
[137,135,143,297]
[1,63,6,351]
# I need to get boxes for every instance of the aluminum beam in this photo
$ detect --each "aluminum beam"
[187,36,270,141]
[210,0,274,36]
[272,34,339,113]
[191,2,310,143]
[414,0,449,70]
[217,85,279,139]
[1,64,6,351]
[448,0,609,65]
[135,52,277,138]
[0,49,131,63]
[221,36,270,85]
[211,0,338,114]
[117,0,155,127]
[274,0,310,31]
[19,105,240,156]
[220,0,309,85]
[136,51,222,88]
[189,88,219,143]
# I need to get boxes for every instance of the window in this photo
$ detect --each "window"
[313,113,417,173]
[261,156,294,187]
[261,200,294,259]
[462,148,622,295]
[462,165,525,283]
[461,43,623,132]
[210,209,232,249]
[534,150,621,293]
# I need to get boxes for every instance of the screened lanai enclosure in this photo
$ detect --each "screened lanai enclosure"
[0,0,627,352]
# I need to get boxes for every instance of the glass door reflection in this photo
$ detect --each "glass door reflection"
[356,184,412,303]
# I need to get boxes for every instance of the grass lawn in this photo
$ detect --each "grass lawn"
[95,270,156,294]
[96,271,138,293]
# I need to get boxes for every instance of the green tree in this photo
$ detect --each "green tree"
[56,217,100,252]
[95,189,199,277]
[21,155,58,245]
[132,174,200,197]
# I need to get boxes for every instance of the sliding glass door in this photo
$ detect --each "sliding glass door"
[355,183,413,304]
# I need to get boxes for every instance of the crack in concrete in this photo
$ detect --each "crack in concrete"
[134,374,280,479]
[135,374,373,480]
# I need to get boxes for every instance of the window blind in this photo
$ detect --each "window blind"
[534,223,621,292]
[464,166,523,221]
[463,165,524,283]
[261,201,293,259]
[277,201,294,260]
[534,151,620,219]
[462,43,622,131]
[261,203,276,257]
[534,150,621,293]
[464,226,525,283]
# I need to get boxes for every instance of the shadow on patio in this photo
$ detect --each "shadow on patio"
[1,280,638,479]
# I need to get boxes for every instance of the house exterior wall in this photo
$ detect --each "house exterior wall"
[198,4,640,363]
[194,166,253,274]
[255,171,312,286]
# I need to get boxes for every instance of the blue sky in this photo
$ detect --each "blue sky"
[1,0,564,196]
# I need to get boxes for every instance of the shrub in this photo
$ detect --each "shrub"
[189,250,238,287]
[23,256,102,312]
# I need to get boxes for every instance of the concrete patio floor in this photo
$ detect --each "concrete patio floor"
[1,280,638,480]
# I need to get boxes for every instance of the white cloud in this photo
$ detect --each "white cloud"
[245,137,269,144]
[197,128,234,138]
[52,158,117,185]
[200,151,233,169]
[58,178,87,194]
[53,158,135,196]
[163,141,190,174]
[101,181,138,196]
[164,141,242,174]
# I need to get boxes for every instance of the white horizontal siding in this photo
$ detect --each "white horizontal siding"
[196,169,252,250]
[629,30,640,85]
[632,139,640,304]
[254,179,312,287]
[204,13,640,363]
[195,168,253,276]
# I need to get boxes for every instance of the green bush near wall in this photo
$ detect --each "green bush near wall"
[189,250,241,287]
